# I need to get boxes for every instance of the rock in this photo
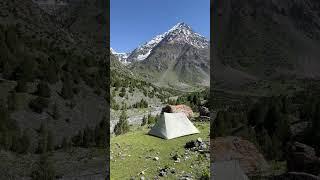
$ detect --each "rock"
[199,106,210,117]
[171,168,176,174]
[211,136,270,176]
[185,140,197,149]
[154,157,159,161]
[175,158,181,163]
[162,105,193,118]
[159,170,166,177]
[286,142,320,175]
[197,137,203,143]
[172,153,180,160]
[140,176,145,180]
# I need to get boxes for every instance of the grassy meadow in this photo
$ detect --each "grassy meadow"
[110,122,210,179]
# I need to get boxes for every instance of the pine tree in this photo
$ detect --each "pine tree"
[15,79,28,92]
[47,131,53,152]
[61,137,71,151]
[114,110,129,135]
[52,103,60,120]
[37,123,48,153]
[141,115,147,126]
[19,129,31,154]
[61,73,73,99]
[31,153,55,180]
[35,82,51,98]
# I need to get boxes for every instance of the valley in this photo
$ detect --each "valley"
[110,21,210,179]
[211,0,320,179]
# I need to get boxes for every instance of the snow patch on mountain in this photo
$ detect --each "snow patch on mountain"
[110,48,130,64]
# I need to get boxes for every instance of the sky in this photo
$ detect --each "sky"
[111,0,210,53]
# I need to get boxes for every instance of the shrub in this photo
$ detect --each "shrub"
[29,97,49,113]
[35,82,51,98]
[15,79,27,92]
[141,115,147,126]
[114,110,129,135]
[61,73,73,99]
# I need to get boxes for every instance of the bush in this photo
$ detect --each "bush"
[29,97,49,113]
[15,79,27,92]
[119,87,126,97]
[114,110,129,135]
[141,115,147,126]
[147,113,157,124]
[35,82,51,98]
[61,73,73,99]
[31,154,55,180]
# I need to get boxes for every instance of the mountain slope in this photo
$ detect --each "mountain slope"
[110,48,130,64]
[213,0,320,90]
[0,0,108,178]
[129,22,210,90]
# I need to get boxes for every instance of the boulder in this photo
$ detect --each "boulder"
[286,142,320,176]
[162,105,193,118]
[275,172,320,180]
[199,106,210,117]
[211,136,269,176]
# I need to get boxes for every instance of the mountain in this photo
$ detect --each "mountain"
[0,0,108,178]
[128,22,210,90]
[127,22,209,63]
[213,0,320,91]
[110,48,130,64]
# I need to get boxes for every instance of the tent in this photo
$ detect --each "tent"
[148,112,199,139]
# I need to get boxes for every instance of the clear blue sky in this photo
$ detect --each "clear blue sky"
[111,0,210,53]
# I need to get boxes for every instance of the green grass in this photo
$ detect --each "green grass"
[110,122,210,180]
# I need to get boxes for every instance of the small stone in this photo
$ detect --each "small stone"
[197,137,203,143]
[170,168,176,174]
[140,176,145,180]
[159,170,166,177]
[154,157,159,161]
[174,158,181,163]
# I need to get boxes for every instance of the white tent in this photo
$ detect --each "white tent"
[148,112,199,139]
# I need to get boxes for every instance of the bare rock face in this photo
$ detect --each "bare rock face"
[211,136,270,176]
[161,105,193,118]
[286,142,320,176]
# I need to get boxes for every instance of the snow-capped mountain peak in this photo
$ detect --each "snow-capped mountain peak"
[127,22,209,62]
[110,48,130,64]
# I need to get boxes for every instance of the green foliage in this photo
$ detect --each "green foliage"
[52,103,60,120]
[36,124,53,153]
[46,60,59,84]
[7,91,17,111]
[132,99,148,109]
[119,87,126,97]
[147,113,158,124]
[29,97,49,113]
[61,137,71,151]
[114,110,130,136]
[94,117,108,148]
[14,57,36,81]
[15,79,28,92]
[141,115,147,126]
[61,73,73,99]
[35,82,51,98]
[82,125,95,148]
[31,154,55,180]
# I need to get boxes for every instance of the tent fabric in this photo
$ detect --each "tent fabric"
[148,112,199,139]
